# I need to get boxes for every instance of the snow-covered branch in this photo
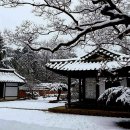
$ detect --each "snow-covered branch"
[1,0,130,52]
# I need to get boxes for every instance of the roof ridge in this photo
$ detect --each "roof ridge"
[50,57,79,62]
[100,47,129,57]
[0,68,15,72]
[14,71,25,80]
[80,47,129,61]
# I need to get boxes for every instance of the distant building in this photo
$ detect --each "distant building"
[46,47,130,107]
[0,68,25,100]
[19,82,67,99]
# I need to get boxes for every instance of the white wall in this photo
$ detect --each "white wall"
[85,78,96,99]
[5,83,18,98]
[5,87,18,97]
[99,78,106,96]
[120,77,127,87]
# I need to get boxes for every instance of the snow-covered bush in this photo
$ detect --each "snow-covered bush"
[26,91,39,99]
[98,86,130,108]
[50,83,68,91]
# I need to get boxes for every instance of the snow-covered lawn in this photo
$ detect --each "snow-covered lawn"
[0,108,129,130]
[0,97,65,110]
[0,97,129,130]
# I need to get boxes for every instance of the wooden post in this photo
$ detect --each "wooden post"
[79,78,82,102]
[17,83,20,99]
[82,78,86,101]
[96,76,99,99]
[68,76,71,107]
[127,78,129,87]
[126,70,130,87]
[96,84,99,99]
[4,83,6,100]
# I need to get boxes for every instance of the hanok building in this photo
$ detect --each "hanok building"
[0,68,25,100]
[46,47,130,107]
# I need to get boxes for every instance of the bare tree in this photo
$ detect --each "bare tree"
[1,0,130,52]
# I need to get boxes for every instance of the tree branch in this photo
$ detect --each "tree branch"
[118,26,130,39]
[70,6,101,13]
[26,18,127,53]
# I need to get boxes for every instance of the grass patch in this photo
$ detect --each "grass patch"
[48,106,130,118]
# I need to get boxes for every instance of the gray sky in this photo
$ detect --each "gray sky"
[0,0,79,31]
[0,5,42,31]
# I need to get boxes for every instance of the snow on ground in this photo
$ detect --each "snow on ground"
[0,97,65,110]
[0,108,129,130]
[0,97,129,130]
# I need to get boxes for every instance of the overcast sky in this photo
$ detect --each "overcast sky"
[0,5,42,31]
[0,0,78,31]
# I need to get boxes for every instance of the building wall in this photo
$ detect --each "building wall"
[85,78,96,99]
[120,77,127,87]
[5,83,18,99]
[18,90,26,98]
[99,78,106,96]
[5,87,18,97]
[85,77,127,100]
[5,97,18,100]
[85,78,106,99]
[18,89,66,99]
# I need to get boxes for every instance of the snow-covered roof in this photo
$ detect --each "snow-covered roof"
[0,68,25,83]
[46,47,130,72]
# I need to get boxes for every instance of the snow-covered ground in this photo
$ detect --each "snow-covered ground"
[0,97,129,130]
[0,97,65,110]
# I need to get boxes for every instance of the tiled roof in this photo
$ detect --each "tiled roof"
[0,68,25,83]
[81,48,129,61]
[46,47,130,72]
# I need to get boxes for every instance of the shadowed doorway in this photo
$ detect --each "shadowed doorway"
[0,82,4,98]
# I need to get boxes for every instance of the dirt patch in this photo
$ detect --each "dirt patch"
[48,106,130,118]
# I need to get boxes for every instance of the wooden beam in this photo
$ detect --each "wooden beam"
[96,77,99,99]
[18,84,20,99]
[82,78,86,101]
[4,83,6,100]
[79,78,82,102]
[96,84,99,99]
[126,71,129,87]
